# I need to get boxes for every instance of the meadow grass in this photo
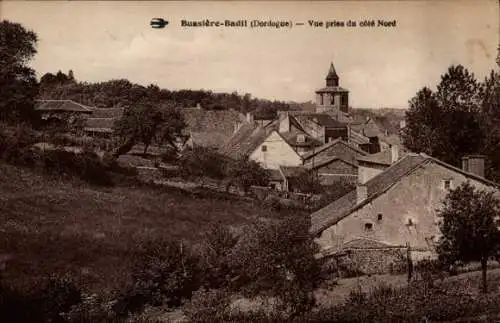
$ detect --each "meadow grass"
[0,162,274,292]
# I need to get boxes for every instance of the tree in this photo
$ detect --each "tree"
[0,20,39,124]
[436,181,500,293]
[231,216,321,316]
[402,65,486,168]
[112,97,185,159]
[225,158,269,194]
[479,71,500,182]
[178,147,227,186]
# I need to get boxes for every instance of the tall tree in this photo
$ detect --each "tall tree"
[402,65,485,167]
[436,182,500,293]
[479,71,500,181]
[401,87,446,158]
[0,20,39,124]
[112,97,185,158]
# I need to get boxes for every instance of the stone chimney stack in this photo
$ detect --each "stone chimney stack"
[462,155,486,178]
[356,184,368,204]
[391,145,399,164]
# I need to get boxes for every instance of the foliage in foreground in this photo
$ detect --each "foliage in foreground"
[437,181,500,293]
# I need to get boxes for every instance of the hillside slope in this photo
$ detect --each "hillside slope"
[0,163,275,291]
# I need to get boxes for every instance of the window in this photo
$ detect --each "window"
[443,179,452,190]
[377,213,383,221]
[261,145,267,152]
[364,223,373,231]
[297,134,305,143]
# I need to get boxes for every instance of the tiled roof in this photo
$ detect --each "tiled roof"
[315,86,349,93]
[348,129,371,145]
[182,109,243,137]
[304,155,357,170]
[302,138,368,161]
[310,153,428,235]
[220,121,279,160]
[349,118,382,138]
[357,149,394,166]
[294,114,347,128]
[281,132,323,148]
[190,131,229,149]
[35,100,94,113]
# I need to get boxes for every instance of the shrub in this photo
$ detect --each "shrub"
[40,149,113,186]
[0,124,38,166]
[183,288,231,323]
[116,238,201,315]
[198,223,238,289]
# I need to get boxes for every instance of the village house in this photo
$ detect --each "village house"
[35,99,94,129]
[310,152,500,274]
[302,138,369,185]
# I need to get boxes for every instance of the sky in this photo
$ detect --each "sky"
[1,0,499,109]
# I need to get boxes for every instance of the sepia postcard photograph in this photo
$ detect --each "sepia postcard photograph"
[0,0,500,322]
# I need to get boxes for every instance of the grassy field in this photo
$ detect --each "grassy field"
[0,162,278,292]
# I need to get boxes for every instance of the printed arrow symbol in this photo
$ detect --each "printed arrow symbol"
[151,18,169,29]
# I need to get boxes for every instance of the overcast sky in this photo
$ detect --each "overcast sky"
[1,0,498,109]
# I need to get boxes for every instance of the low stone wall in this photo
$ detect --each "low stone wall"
[334,248,408,276]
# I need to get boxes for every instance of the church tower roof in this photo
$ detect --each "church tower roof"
[327,62,338,78]
[325,62,339,87]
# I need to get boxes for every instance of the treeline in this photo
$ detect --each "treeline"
[401,65,500,182]
[38,70,291,118]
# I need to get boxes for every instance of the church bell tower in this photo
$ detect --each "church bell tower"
[315,62,349,116]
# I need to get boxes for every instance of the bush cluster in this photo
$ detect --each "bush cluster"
[0,125,116,186]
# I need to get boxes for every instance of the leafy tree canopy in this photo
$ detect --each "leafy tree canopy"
[0,20,39,124]
[402,65,500,177]
[437,181,500,293]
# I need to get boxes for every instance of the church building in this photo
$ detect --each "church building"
[315,63,349,115]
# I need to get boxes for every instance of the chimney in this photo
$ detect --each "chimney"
[391,145,399,164]
[461,156,469,172]
[462,155,486,178]
[356,184,368,204]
